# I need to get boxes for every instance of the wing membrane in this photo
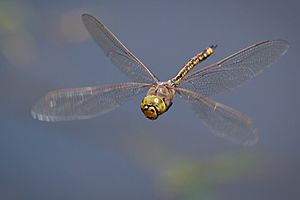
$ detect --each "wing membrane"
[31,83,150,122]
[82,14,158,83]
[176,88,258,145]
[180,40,289,97]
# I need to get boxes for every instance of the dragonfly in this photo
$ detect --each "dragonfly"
[31,14,289,145]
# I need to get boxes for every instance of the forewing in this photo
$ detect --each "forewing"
[82,14,159,83]
[176,88,258,146]
[180,40,289,97]
[31,83,150,122]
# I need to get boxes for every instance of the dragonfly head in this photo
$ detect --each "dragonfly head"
[140,95,167,120]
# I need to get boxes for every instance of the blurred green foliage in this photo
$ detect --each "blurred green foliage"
[0,1,32,33]
[121,132,258,200]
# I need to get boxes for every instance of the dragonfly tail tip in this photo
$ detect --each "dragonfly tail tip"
[210,44,218,50]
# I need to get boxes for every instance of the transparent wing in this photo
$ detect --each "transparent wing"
[180,40,289,97]
[31,83,151,122]
[82,14,159,83]
[176,87,258,145]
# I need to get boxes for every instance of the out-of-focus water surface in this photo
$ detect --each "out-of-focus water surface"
[0,0,299,199]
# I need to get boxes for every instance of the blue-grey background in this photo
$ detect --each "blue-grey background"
[0,0,299,199]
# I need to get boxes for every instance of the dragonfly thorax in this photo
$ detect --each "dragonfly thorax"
[140,84,175,120]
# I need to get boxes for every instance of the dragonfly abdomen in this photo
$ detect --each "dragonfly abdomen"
[172,45,216,84]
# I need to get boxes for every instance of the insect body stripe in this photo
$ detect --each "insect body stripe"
[172,45,216,84]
